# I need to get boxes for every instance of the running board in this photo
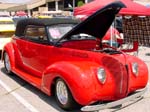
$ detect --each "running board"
[12,68,42,89]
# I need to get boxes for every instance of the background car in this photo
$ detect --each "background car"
[0,17,15,51]
[2,2,148,112]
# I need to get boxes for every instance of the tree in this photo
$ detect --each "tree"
[77,0,84,7]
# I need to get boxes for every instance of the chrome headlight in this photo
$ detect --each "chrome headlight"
[132,62,138,76]
[97,68,106,84]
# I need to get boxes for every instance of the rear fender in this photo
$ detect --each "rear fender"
[41,61,100,105]
[2,43,15,70]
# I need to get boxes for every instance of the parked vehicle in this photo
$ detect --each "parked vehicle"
[0,17,15,51]
[2,1,148,112]
[12,17,28,26]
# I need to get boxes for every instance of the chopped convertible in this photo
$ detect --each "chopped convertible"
[2,1,148,111]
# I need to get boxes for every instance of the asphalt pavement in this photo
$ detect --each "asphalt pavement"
[0,46,150,112]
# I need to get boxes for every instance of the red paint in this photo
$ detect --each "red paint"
[3,35,148,106]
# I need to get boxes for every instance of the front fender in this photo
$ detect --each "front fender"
[42,61,100,105]
[126,55,148,92]
[2,42,15,70]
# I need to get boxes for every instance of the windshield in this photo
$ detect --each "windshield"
[47,24,75,40]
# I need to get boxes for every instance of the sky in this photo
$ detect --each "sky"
[0,0,31,4]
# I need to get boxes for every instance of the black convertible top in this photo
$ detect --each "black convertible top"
[15,18,80,36]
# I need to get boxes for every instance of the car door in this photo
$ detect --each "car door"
[21,25,54,77]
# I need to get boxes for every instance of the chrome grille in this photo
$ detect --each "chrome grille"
[102,56,128,98]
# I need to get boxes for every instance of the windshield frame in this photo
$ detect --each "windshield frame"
[46,23,77,42]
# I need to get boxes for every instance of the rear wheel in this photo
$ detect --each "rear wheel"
[55,78,79,110]
[4,52,12,74]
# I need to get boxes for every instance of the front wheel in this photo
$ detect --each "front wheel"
[55,78,79,110]
[4,52,12,74]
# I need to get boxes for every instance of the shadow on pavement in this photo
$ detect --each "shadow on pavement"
[0,67,82,112]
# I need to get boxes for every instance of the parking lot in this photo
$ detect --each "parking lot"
[0,61,67,112]
[0,46,150,112]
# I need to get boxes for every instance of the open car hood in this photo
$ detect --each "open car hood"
[58,1,125,42]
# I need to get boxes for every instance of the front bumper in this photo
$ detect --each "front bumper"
[81,87,147,112]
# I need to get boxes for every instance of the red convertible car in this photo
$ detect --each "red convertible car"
[2,1,148,111]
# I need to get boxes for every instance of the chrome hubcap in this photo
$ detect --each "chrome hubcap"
[56,80,68,105]
[4,53,11,72]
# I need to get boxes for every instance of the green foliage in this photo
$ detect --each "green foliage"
[77,0,84,7]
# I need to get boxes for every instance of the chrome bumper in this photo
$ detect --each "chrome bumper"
[81,88,147,112]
